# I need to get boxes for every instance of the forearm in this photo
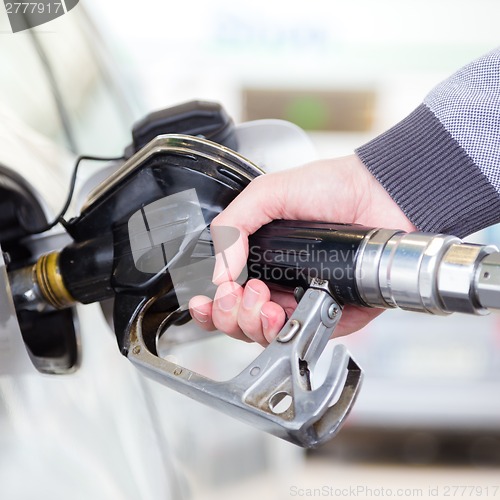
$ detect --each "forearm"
[356,47,500,238]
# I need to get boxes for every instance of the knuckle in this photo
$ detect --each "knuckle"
[211,212,224,228]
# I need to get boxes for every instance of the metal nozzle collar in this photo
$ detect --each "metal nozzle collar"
[34,252,75,310]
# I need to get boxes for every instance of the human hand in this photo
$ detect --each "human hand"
[189,154,416,345]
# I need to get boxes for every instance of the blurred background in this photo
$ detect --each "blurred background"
[1,1,500,499]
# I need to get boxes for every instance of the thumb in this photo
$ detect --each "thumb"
[211,174,287,284]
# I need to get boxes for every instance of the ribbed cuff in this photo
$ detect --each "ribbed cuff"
[355,104,500,238]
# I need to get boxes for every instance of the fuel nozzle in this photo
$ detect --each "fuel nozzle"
[13,221,500,318]
[6,133,500,448]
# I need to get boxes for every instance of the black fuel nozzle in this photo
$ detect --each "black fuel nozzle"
[12,130,500,353]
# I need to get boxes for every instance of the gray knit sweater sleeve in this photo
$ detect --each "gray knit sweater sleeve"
[355,47,500,238]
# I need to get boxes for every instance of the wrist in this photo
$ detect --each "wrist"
[346,153,417,233]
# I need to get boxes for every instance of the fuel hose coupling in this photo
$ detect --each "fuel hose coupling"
[355,229,499,315]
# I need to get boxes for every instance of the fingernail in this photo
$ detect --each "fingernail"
[261,310,269,330]
[243,285,260,309]
[192,308,209,323]
[218,292,238,311]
